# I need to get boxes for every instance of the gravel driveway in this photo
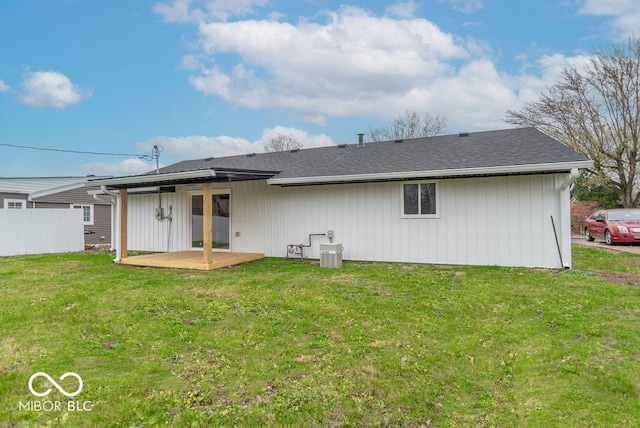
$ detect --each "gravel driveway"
[572,236,640,255]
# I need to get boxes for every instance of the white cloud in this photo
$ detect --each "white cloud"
[0,80,9,93]
[186,6,468,124]
[189,64,269,110]
[154,0,268,23]
[19,71,91,108]
[135,127,335,160]
[180,54,202,70]
[499,53,593,117]
[578,0,640,40]
[439,0,485,14]
[382,53,595,132]
[80,158,155,176]
[202,0,269,21]
[393,59,518,131]
[258,126,335,150]
[579,0,634,16]
[137,135,260,159]
[385,0,420,18]
[537,53,592,78]
[153,0,194,23]
[156,2,612,133]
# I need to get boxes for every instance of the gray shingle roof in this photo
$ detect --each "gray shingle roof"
[157,127,591,182]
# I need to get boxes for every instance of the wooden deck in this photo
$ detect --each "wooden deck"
[119,251,264,270]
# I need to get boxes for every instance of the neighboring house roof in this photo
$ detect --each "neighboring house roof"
[0,176,86,194]
[0,176,107,200]
[90,128,594,189]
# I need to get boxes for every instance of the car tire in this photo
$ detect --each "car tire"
[585,228,595,242]
[605,229,614,245]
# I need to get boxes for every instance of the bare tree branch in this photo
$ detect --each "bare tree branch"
[264,134,303,152]
[506,37,640,207]
[367,110,446,142]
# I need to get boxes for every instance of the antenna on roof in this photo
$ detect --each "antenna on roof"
[152,145,163,173]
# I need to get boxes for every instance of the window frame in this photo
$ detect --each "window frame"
[4,198,27,209]
[400,181,440,219]
[71,204,94,225]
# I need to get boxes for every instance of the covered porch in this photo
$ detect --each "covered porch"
[88,167,279,270]
[120,250,264,270]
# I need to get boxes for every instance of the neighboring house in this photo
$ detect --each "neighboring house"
[0,176,113,248]
[89,128,593,269]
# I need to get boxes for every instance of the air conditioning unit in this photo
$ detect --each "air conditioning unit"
[320,243,343,268]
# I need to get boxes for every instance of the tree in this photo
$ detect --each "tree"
[367,110,446,142]
[264,134,303,152]
[573,172,620,209]
[505,37,640,208]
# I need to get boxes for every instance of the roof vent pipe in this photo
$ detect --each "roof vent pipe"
[357,133,365,148]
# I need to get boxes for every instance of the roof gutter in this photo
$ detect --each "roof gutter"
[28,181,86,201]
[267,160,594,186]
[87,169,216,188]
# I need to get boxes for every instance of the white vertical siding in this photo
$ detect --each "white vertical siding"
[125,173,570,268]
[127,192,189,252]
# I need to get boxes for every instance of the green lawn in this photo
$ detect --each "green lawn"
[1,247,639,427]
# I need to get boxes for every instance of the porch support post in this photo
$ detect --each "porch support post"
[202,182,213,264]
[119,188,128,259]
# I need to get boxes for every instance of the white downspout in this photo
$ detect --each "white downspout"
[560,168,580,191]
[101,185,121,262]
[557,169,580,269]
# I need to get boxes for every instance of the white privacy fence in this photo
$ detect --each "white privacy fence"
[0,209,84,256]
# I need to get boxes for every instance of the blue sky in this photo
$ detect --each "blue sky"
[0,0,638,177]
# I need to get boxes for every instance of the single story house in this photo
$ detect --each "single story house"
[89,127,593,269]
[0,176,113,248]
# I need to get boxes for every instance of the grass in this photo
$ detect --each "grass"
[0,247,639,427]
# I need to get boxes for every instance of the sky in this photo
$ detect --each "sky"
[0,0,638,177]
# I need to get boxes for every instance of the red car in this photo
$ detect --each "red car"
[584,208,640,245]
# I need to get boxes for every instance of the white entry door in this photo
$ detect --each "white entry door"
[191,191,230,250]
